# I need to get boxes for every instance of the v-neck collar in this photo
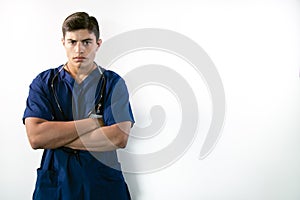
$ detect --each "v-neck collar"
[60,66,100,88]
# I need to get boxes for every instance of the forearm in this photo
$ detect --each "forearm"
[25,117,99,149]
[66,127,118,152]
[66,122,131,152]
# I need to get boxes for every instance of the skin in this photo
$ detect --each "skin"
[62,29,101,83]
[25,29,132,151]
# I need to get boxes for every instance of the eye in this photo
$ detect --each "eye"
[83,40,92,46]
[68,40,77,45]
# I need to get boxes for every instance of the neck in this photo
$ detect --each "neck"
[64,62,96,83]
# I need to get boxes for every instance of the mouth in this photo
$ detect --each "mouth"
[73,57,86,62]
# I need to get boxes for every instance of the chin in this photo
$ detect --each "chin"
[72,61,84,68]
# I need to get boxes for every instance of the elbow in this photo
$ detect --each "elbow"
[109,122,131,149]
[27,129,44,149]
[115,134,129,149]
[25,118,48,150]
[28,137,41,150]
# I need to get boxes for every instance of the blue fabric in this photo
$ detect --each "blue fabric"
[23,65,135,124]
[23,65,134,200]
[33,148,131,200]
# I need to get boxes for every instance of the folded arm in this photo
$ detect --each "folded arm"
[24,117,100,149]
[65,121,132,152]
[25,117,131,151]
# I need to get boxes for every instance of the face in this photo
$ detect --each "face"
[62,29,101,69]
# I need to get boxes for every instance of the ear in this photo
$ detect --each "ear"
[61,38,65,46]
[96,39,102,50]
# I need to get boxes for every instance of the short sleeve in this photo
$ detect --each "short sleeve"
[23,75,54,124]
[103,72,135,126]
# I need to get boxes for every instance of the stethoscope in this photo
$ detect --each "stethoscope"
[51,62,106,120]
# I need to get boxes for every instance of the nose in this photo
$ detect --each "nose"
[75,42,84,54]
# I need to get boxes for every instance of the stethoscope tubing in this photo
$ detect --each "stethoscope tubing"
[50,63,106,120]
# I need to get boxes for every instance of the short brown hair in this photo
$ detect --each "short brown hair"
[62,12,100,40]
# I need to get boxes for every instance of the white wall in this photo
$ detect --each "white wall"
[1,0,300,199]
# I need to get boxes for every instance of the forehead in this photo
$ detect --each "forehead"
[64,29,96,40]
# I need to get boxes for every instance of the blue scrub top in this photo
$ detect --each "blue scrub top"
[23,65,134,124]
[23,65,134,200]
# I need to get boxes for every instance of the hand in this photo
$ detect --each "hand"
[97,117,105,127]
[89,114,105,127]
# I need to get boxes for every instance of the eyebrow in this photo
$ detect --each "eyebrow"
[66,38,93,42]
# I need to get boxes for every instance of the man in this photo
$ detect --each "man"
[23,12,134,200]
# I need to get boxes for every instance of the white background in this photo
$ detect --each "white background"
[0,0,300,199]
